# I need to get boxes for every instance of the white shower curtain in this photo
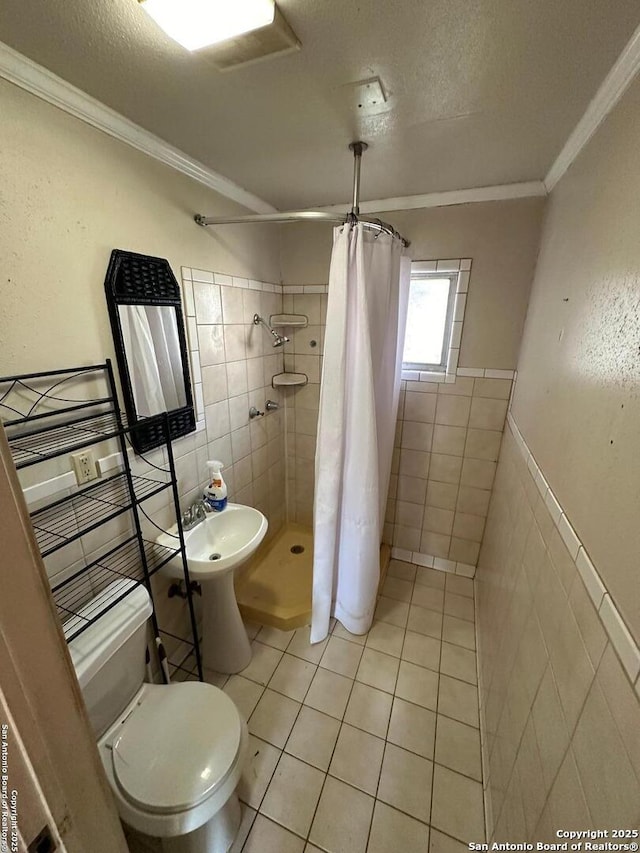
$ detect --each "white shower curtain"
[311,223,410,643]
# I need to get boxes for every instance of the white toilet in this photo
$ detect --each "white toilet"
[69,581,247,853]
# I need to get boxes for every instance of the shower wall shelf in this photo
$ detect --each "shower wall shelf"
[0,361,203,682]
[272,372,308,387]
[270,313,308,328]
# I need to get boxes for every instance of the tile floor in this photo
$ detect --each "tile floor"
[202,559,486,853]
[126,560,483,853]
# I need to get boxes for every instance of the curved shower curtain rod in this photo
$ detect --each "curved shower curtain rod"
[194,142,411,248]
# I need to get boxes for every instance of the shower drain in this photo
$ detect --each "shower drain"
[290,544,305,554]
[209,553,222,561]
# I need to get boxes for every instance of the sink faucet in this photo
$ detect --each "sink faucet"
[181,500,208,531]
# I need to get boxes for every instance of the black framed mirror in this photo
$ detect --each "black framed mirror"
[104,249,195,453]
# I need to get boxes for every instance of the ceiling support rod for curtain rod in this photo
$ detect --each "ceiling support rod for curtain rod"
[348,141,368,216]
[193,142,410,247]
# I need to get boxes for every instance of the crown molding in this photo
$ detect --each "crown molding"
[0,40,276,215]
[312,181,547,215]
[545,22,640,192]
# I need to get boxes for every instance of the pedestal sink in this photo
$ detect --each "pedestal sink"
[157,504,268,674]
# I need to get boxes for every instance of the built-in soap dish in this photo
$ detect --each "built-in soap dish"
[272,372,308,387]
[270,313,308,328]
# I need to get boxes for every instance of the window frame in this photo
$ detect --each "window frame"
[402,269,458,373]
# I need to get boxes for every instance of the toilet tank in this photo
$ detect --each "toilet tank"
[68,580,153,738]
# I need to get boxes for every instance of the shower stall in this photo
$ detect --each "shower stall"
[235,290,397,636]
[195,144,411,640]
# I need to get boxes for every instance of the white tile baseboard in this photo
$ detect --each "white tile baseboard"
[390,546,476,578]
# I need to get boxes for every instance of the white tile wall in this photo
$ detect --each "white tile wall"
[389,373,512,576]
[284,258,515,577]
[181,267,287,533]
[477,415,640,841]
[507,412,640,685]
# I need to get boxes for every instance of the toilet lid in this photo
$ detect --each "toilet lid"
[112,683,242,814]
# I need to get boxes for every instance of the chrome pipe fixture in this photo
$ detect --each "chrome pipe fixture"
[249,406,265,419]
[253,313,290,347]
[194,143,410,248]
[348,141,367,215]
[265,399,279,411]
[194,210,342,227]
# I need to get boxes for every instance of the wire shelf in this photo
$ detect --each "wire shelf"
[1,360,203,681]
[31,470,171,557]
[7,410,126,469]
[0,364,123,469]
[55,536,181,642]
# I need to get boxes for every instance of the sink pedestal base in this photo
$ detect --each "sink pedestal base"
[201,572,252,674]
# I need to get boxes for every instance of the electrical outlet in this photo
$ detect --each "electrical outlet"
[71,450,97,485]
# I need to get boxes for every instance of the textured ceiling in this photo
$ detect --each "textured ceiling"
[0,0,638,209]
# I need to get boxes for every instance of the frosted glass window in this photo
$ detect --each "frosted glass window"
[403,273,456,371]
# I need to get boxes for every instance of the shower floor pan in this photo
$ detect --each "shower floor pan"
[235,522,391,631]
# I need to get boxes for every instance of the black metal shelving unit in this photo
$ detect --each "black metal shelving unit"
[0,361,203,682]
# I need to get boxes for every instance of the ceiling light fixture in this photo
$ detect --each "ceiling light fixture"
[139,0,276,51]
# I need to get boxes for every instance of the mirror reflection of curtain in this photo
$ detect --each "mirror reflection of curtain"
[118,305,187,417]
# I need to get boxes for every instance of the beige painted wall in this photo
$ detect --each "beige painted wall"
[511,72,640,641]
[0,77,281,376]
[279,198,545,370]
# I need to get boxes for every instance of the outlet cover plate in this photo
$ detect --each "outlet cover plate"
[71,450,97,485]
